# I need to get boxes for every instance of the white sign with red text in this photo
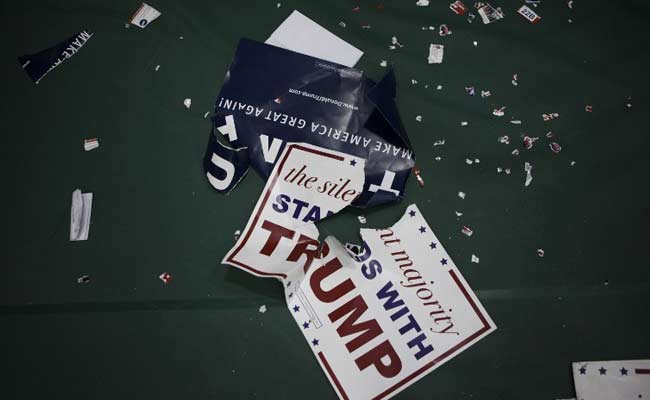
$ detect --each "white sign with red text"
[284,204,497,400]
[222,143,365,279]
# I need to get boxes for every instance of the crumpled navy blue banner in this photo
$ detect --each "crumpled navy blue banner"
[18,30,93,84]
[203,38,415,209]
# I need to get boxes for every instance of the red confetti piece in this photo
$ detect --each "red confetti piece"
[413,166,425,188]
[549,142,562,154]
[585,105,593,112]
[159,272,172,284]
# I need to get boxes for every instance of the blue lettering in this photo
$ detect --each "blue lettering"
[361,259,382,280]
[272,194,290,213]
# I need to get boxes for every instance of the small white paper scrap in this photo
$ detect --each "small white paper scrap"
[428,44,444,64]
[183,98,191,109]
[70,189,93,241]
[258,305,267,313]
[524,162,533,186]
[265,10,363,67]
[572,360,650,400]
[84,138,99,151]
[129,3,161,29]
[416,0,430,6]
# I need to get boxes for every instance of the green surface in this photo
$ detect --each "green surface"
[2,0,649,399]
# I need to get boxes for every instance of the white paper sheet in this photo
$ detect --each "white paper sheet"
[572,360,650,400]
[266,10,363,67]
[70,189,92,241]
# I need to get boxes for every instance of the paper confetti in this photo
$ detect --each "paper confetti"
[517,5,541,23]
[550,142,562,154]
[358,215,367,224]
[416,0,430,6]
[461,226,474,237]
[450,1,468,15]
[524,162,533,186]
[129,3,161,29]
[523,136,539,150]
[84,138,99,151]
[537,248,545,257]
[458,191,466,199]
[77,275,90,284]
[428,44,444,64]
[258,305,267,313]
[159,272,172,284]
[471,254,480,263]
[183,98,192,108]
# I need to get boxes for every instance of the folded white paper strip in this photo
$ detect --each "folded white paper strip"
[130,3,161,29]
[70,189,92,241]
[266,10,363,67]
[572,360,650,400]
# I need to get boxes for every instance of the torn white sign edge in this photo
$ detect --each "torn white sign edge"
[70,189,92,241]
[265,10,364,67]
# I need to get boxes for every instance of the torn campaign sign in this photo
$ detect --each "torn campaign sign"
[572,360,650,400]
[224,150,496,399]
[204,38,415,208]
[18,30,93,84]
[223,142,365,278]
[283,205,496,399]
[129,3,161,28]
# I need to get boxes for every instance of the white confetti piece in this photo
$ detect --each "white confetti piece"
[461,226,474,237]
[70,189,92,241]
[233,229,241,240]
[542,112,560,121]
[411,79,418,85]
[338,21,346,28]
[433,139,445,146]
[465,158,473,165]
[380,60,388,67]
[481,90,491,98]
[84,138,99,151]
[258,305,267,313]
[493,106,506,117]
[428,44,444,64]
[523,135,539,150]
[505,168,511,175]
[416,0,430,6]
[473,40,478,47]
[439,24,452,36]
[159,272,172,284]
[497,167,503,173]
[415,115,422,122]
[460,121,468,126]
[458,191,466,199]
[436,84,443,90]
[203,111,210,119]
[183,98,192,109]
[357,215,367,224]
[498,136,510,144]
[471,254,480,263]
[474,158,480,163]
[537,248,545,257]
[276,3,281,8]
[77,275,90,284]
[512,73,519,86]
[435,156,442,161]
[455,211,463,217]
[155,64,160,71]
[510,120,522,124]
[550,142,562,154]
[524,162,533,187]
[570,161,576,166]
[511,149,520,156]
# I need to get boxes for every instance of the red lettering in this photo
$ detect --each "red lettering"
[260,220,295,256]
[355,340,402,378]
[286,234,320,272]
[310,257,355,303]
[328,295,383,352]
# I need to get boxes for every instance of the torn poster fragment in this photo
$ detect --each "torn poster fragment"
[266,10,363,67]
[428,44,444,64]
[129,3,161,28]
[478,3,504,24]
[283,205,496,399]
[517,5,541,23]
[204,39,415,208]
[450,1,468,15]
[572,360,650,400]
[18,30,93,84]
[70,189,92,241]
[222,143,365,278]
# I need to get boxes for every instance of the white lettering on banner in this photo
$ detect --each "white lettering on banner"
[369,171,401,196]
[259,134,284,163]
[206,152,234,190]
[217,115,238,142]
